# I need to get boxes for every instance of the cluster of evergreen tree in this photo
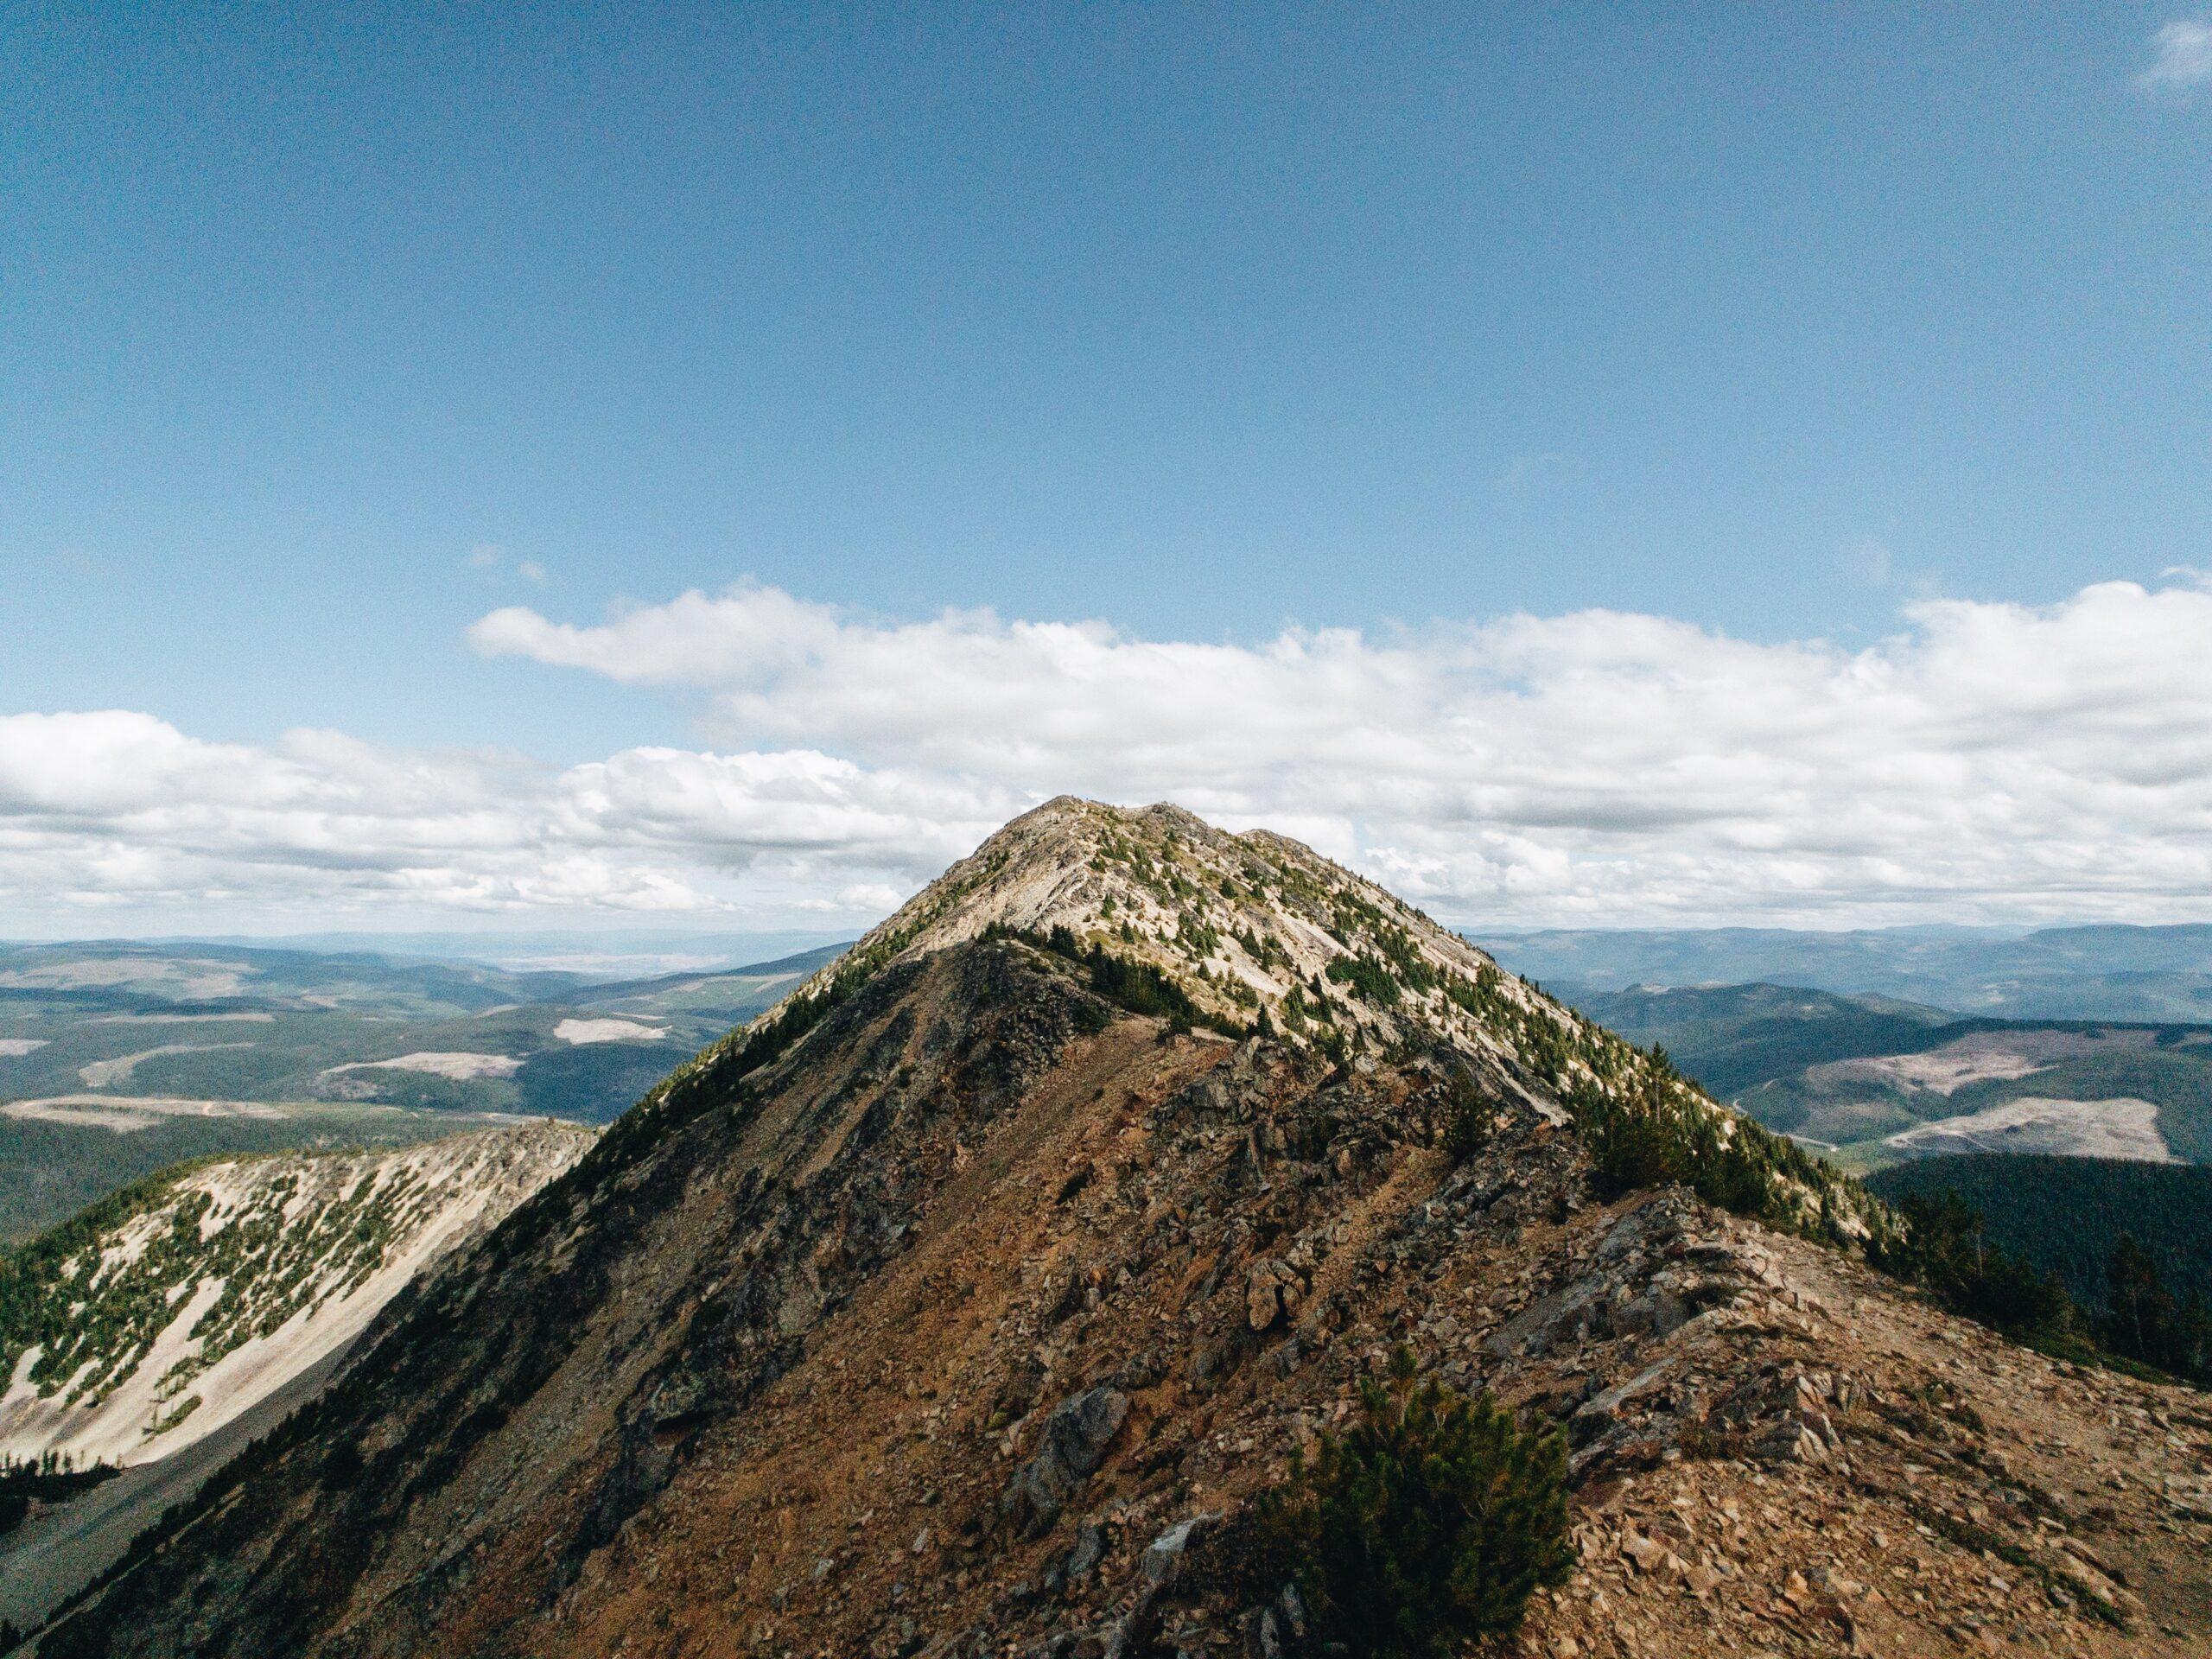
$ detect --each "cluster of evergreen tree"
[1867,1192,2074,1341]
[2100,1234,2212,1385]
[1866,1191,2212,1388]
[1325,951,1402,1007]
[989,922,1250,1037]
[1864,1155,2212,1388]
[0,1452,119,1542]
[1865,1155,2212,1310]
[1560,1051,1841,1237]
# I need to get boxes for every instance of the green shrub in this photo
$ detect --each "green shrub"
[1440,1069,1493,1162]
[1255,1350,1573,1657]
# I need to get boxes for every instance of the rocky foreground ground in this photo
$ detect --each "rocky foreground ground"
[539,1016,2212,1659]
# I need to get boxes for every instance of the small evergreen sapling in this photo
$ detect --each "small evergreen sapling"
[1440,1067,1494,1162]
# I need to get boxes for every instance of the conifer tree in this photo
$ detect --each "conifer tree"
[1255,1349,1572,1656]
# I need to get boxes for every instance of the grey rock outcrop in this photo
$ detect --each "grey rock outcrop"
[1001,1387,1129,1537]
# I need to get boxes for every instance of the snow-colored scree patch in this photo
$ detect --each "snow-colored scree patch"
[1884,1096,2175,1162]
[0,1096,292,1134]
[89,1011,276,1025]
[553,1017,671,1045]
[323,1052,523,1081]
[0,1038,48,1057]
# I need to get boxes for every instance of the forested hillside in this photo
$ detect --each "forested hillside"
[1866,1154,2212,1311]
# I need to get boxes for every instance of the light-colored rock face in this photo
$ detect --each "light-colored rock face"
[794,796,1548,1056]
[0,1122,594,1468]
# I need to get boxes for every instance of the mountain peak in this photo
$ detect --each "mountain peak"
[802,796,1522,1055]
[747,798,1872,1243]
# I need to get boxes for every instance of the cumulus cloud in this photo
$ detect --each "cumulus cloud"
[465,575,2212,927]
[2139,18,2212,90]
[10,578,2212,931]
[0,712,1000,930]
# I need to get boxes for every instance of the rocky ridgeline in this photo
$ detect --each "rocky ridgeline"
[785,797,1563,1054]
[741,799,1872,1240]
[18,804,2212,1659]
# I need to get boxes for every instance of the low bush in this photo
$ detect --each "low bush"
[1255,1350,1572,1657]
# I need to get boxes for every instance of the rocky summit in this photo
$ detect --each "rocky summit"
[18,799,2212,1657]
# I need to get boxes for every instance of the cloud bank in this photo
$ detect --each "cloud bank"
[0,712,1011,929]
[8,576,2212,931]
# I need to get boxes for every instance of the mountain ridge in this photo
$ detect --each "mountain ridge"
[16,801,2212,1659]
[715,797,1872,1238]
[1486,924,2212,1023]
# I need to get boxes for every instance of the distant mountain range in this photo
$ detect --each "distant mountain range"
[0,939,845,1242]
[1481,922,2212,1023]
[1564,980,2212,1171]
[162,928,855,980]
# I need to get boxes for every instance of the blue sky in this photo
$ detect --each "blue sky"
[2,6,2209,933]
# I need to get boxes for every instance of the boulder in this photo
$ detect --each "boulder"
[1065,1520,1106,1581]
[1002,1388,1130,1536]
[1140,1511,1217,1588]
[1245,1259,1305,1331]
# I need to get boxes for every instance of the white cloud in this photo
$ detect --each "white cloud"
[466,544,550,582]
[0,712,988,931]
[833,882,907,912]
[2139,18,2212,90]
[10,578,2212,932]
[463,575,2212,927]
